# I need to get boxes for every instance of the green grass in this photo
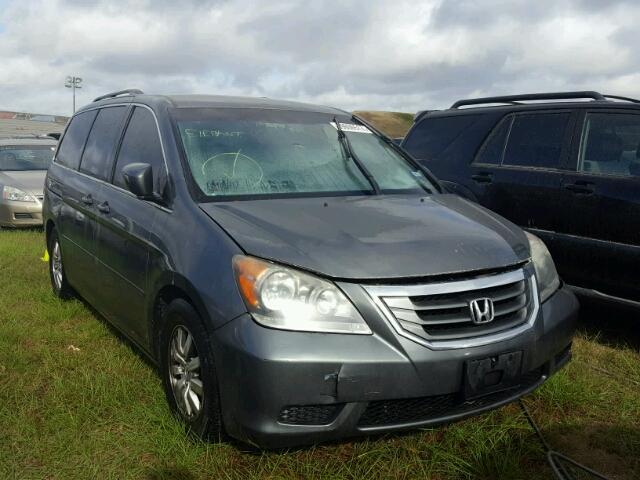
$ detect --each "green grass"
[353,111,414,138]
[1,229,639,479]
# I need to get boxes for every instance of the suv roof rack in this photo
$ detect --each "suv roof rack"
[603,94,640,104]
[450,91,607,109]
[93,89,144,103]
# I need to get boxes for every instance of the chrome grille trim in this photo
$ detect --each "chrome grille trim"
[363,268,539,350]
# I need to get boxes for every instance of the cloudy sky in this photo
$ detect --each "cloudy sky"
[1,0,639,116]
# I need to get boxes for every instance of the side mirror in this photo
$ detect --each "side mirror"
[122,163,157,199]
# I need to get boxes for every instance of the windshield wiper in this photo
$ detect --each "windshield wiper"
[351,114,434,195]
[333,116,381,195]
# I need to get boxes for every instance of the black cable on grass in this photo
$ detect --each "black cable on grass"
[518,399,610,480]
[519,400,551,451]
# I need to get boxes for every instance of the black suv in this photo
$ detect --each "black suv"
[43,90,577,448]
[402,91,640,308]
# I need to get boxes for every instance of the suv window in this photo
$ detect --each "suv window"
[113,107,166,192]
[475,115,512,165]
[55,110,98,170]
[502,112,570,169]
[79,106,127,180]
[579,113,640,177]
[402,114,479,160]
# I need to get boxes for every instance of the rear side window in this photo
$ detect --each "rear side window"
[403,114,479,160]
[55,110,98,170]
[579,113,640,177]
[502,113,570,169]
[475,115,512,165]
[113,107,166,192]
[79,106,127,180]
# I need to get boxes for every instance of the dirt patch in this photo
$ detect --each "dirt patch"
[548,422,640,480]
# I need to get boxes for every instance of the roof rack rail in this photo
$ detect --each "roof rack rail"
[450,91,606,109]
[93,89,144,103]
[603,94,640,104]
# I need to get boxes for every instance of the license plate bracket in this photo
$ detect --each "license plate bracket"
[464,351,523,400]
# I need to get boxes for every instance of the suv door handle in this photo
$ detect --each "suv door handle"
[97,201,110,214]
[471,173,493,183]
[80,194,93,205]
[564,182,594,194]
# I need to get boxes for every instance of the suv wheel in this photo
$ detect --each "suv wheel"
[159,299,224,442]
[48,228,73,299]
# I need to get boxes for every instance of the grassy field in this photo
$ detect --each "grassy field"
[1,229,639,480]
[354,111,414,138]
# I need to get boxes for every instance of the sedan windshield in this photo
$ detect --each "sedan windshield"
[175,108,435,199]
[0,145,56,171]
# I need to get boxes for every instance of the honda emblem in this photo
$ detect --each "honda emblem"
[469,298,495,324]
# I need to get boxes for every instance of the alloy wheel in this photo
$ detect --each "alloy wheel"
[51,241,63,290]
[168,325,204,418]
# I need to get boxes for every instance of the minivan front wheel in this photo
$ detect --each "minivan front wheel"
[169,325,204,418]
[159,299,224,442]
[48,228,73,299]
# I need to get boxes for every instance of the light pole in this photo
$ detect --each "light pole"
[65,76,83,113]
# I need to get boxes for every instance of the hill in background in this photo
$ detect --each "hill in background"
[354,111,414,138]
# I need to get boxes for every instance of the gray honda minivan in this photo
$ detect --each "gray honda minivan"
[43,90,578,448]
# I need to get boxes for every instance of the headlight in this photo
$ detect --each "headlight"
[2,186,36,203]
[233,255,372,334]
[525,232,560,302]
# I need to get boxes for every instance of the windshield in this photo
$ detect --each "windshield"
[0,145,56,171]
[174,108,435,199]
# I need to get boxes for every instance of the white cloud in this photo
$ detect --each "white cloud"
[0,0,639,115]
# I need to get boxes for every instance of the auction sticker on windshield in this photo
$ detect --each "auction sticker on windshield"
[330,122,372,134]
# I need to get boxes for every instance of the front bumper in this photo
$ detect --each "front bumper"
[213,284,578,449]
[0,200,43,227]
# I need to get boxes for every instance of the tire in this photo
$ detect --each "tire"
[48,228,74,299]
[159,299,224,442]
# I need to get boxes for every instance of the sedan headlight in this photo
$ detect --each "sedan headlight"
[2,185,36,203]
[525,232,560,302]
[233,255,371,334]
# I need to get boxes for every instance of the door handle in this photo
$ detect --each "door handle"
[471,173,493,183]
[97,201,110,214]
[564,183,594,194]
[80,194,93,205]
[47,178,61,191]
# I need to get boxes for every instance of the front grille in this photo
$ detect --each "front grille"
[14,213,33,219]
[367,268,536,344]
[358,368,543,428]
[278,404,342,425]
